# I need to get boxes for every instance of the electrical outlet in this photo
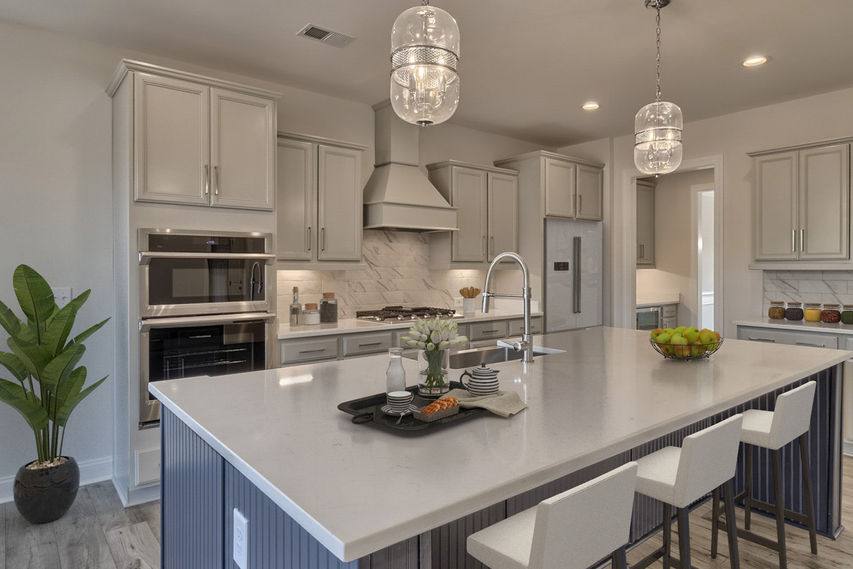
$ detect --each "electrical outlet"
[233,508,248,569]
[51,287,72,306]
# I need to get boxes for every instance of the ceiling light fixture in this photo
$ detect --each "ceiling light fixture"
[582,101,600,111]
[742,55,768,67]
[634,0,683,175]
[390,0,461,126]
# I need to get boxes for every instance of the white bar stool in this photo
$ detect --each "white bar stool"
[633,414,743,569]
[466,462,638,569]
[710,381,817,569]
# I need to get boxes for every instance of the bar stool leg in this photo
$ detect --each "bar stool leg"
[663,503,672,569]
[611,546,628,569]
[677,507,691,569]
[799,434,818,554]
[771,449,788,569]
[744,444,753,531]
[710,486,720,558]
[724,480,741,569]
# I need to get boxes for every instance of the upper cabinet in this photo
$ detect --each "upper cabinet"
[110,62,278,211]
[753,142,850,262]
[636,179,655,266]
[276,133,365,264]
[427,161,518,267]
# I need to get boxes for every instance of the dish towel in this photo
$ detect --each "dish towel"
[444,389,527,418]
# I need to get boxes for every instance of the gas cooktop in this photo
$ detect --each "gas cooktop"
[355,306,457,321]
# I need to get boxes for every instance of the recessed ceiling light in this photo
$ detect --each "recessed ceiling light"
[742,55,768,67]
[582,101,600,111]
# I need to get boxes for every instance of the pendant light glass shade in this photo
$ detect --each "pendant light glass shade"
[634,101,683,175]
[390,4,460,126]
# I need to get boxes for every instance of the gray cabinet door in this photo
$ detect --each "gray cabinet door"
[133,73,210,206]
[487,172,518,260]
[276,139,315,259]
[755,152,798,260]
[636,182,655,265]
[799,143,850,260]
[576,164,603,221]
[318,145,362,261]
[544,158,576,218]
[451,166,488,262]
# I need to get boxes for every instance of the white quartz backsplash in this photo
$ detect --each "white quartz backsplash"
[763,270,853,311]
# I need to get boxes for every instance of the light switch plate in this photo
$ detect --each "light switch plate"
[233,508,248,569]
[51,287,72,306]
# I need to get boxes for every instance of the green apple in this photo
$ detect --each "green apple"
[675,326,687,335]
[650,328,665,340]
[699,331,714,345]
[670,334,688,357]
[685,330,700,344]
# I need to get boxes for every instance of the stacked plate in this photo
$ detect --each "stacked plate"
[382,390,416,416]
[461,364,500,397]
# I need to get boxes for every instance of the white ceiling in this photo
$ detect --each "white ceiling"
[3,0,853,146]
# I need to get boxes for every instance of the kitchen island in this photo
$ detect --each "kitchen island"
[150,327,848,569]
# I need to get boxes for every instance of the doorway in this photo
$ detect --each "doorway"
[695,185,715,330]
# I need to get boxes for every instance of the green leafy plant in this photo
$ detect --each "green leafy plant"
[0,265,109,467]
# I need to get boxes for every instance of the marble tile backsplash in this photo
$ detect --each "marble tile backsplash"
[277,230,485,319]
[763,270,853,310]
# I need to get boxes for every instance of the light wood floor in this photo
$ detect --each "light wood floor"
[1,457,851,569]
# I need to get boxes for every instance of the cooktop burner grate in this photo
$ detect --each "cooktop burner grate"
[355,306,457,321]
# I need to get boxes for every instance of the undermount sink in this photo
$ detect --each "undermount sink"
[405,345,564,369]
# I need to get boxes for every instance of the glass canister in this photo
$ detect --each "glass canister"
[320,292,338,323]
[768,301,786,320]
[803,302,822,322]
[785,302,804,321]
[841,305,853,325]
[302,303,320,325]
[821,303,841,324]
[386,348,407,393]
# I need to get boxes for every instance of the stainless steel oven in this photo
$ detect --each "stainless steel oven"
[139,312,274,426]
[636,306,662,331]
[139,229,275,318]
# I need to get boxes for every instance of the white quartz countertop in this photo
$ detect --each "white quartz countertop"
[636,293,680,308]
[277,309,543,340]
[150,327,848,562]
[735,318,853,336]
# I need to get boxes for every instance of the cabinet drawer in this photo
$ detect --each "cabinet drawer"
[661,305,677,318]
[507,317,544,336]
[737,327,838,349]
[661,317,677,330]
[342,332,392,356]
[281,337,339,364]
[469,321,508,341]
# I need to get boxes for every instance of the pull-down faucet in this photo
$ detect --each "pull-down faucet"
[481,252,534,363]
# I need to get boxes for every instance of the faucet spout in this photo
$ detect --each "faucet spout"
[482,252,534,363]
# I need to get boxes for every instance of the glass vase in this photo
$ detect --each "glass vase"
[417,349,450,397]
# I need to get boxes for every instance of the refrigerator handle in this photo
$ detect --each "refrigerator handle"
[573,236,581,314]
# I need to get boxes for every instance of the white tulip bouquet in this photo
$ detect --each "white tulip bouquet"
[401,317,467,392]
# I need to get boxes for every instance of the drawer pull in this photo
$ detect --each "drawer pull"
[187,334,213,339]
[795,341,825,348]
[298,348,327,354]
[357,342,383,348]
[748,337,776,343]
[481,329,500,334]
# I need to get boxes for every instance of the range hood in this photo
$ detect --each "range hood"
[363,102,458,231]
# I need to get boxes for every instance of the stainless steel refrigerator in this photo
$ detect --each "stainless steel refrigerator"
[544,218,603,332]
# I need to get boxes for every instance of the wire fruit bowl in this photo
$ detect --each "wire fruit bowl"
[649,337,723,360]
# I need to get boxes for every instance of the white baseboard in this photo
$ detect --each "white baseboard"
[0,455,113,505]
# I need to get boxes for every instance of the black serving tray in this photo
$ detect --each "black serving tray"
[337,382,488,437]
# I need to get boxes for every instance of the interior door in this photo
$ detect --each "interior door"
[134,73,209,205]
[451,166,488,262]
[276,139,315,260]
[487,172,518,260]
[210,88,276,210]
[317,145,362,261]
[799,143,850,260]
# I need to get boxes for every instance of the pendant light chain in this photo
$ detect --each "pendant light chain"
[655,4,662,102]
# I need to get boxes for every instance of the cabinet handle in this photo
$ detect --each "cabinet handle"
[748,337,776,343]
[796,341,825,348]
[307,227,312,251]
[482,236,486,256]
[490,236,495,257]
[357,342,382,348]
[187,334,213,339]
[639,244,645,259]
[578,194,582,214]
[792,229,796,252]
[321,227,326,251]
[214,166,220,196]
[204,165,210,196]
[298,348,327,354]
[800,228,805,252]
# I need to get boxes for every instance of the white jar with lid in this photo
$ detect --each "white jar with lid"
[302,303,320,325]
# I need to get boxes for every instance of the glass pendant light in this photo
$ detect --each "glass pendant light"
[390,0,460,126]
[634,0,682,175]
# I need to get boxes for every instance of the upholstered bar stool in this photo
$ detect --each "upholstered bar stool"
[633,414,743,569]
[711,381,817,569]
[466,462,638,569]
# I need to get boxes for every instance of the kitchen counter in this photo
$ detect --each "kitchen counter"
[277,308,544,340]
[151,327,847,565]
[735,317,853,335]
[636,293,680,308]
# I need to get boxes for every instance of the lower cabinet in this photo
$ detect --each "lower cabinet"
[280,337,339,365]
[736,326,839,349]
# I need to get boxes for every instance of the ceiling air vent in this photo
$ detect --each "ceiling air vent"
[297,24,354,48]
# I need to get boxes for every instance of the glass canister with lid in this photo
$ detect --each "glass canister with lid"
[821,303,841,324]
[842,305,853,325]
[803,303,822,322]
[785,301,804,321]
[320,292,338,323]
[768,301,786,320]
[302,303,320,325]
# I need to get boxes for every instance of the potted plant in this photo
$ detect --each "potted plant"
[0,265,109,524]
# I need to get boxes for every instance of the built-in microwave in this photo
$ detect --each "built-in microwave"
[636,306,662,331]
[139,312,274,426]
[138,229,275,318]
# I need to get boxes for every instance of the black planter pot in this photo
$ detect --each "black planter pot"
[13,456,79,524]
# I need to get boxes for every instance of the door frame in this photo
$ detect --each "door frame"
[617,155,724,330]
